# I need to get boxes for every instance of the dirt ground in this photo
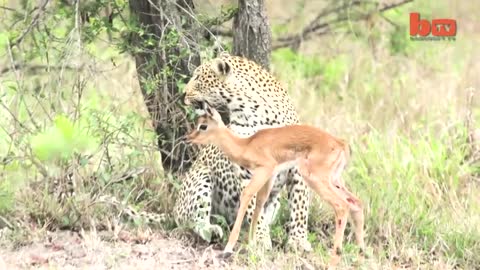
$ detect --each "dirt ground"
[0,227,465,270]
[0,229,252,270]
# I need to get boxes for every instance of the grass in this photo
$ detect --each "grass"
[266,1,480,267]
[1,0,480,269]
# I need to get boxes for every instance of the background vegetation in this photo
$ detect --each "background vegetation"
[0,0,479,269]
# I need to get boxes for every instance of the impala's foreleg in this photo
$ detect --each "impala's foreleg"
[249,176,274,243]
[221,167,274,258]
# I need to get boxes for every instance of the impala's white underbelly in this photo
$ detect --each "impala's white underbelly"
[271,159,300,179]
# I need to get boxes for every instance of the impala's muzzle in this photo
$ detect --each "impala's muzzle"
[185,130,199,144]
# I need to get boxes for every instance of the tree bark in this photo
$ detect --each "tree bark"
[232,0,272,70]
[128,0,201,174]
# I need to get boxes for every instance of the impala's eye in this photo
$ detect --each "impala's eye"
[198,124,208,131]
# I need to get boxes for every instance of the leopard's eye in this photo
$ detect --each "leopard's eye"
[198,124,208,131]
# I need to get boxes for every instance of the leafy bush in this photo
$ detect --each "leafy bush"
[31,115,98,163]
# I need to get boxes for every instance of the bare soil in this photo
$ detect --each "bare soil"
[0,227,455,269]
[0,229,248,270]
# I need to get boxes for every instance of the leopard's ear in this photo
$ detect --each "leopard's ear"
[211,58,231,77]
[212,44,230,58]
[219,51,230,58]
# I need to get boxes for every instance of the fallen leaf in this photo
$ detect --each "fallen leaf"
[29,254,49,265]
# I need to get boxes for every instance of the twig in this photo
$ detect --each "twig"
[10,0,50,48]
[29,154,49,178]
[20,95,41,130]
[99,167,148,196]
[171,0,227,52]
[0,215,14,229]
[379,0,414,12]
[0,5,17,12]
[273,0,413,50]
[380,13,399,28]
[0,98,32,133]
[0,63,87,75]
[274,0,364,47]
[209,26,233,37]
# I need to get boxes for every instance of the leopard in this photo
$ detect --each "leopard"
[174,52,312,252]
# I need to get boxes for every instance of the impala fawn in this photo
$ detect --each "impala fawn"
[187,102,365,267]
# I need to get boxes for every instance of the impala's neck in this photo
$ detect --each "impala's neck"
[212,127,249,163]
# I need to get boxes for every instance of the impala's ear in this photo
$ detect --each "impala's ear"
[197,101,213,120]
[194,101,208,116]
[194,108,206,116]
[211,58,231,77]
[200,100,224,126]
[205,104,213,117]
[209,107,225,126]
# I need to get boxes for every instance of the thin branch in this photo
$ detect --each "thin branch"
[0,63,84,75]
[29,154,49,178]
[379,0,414,12]
[20,95,41,130]
[0,99,32,133]
[380,13,399,28]
[10,0,50,48]
[0,215,13,229]
[273,0,413,50]
[209,26,233,37]
[0,5,17,12]
[172,0,227,52]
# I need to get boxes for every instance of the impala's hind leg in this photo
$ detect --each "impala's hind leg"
[331,169,365,258]
[298,166,348,267]
[299,157,365,244]
[298,157,364,268]
[335,179,365,262]
[350,203,365,261]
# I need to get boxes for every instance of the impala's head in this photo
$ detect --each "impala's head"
[187,102,226,145]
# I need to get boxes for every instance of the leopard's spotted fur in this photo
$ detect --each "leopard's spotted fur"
[174,52,312,251]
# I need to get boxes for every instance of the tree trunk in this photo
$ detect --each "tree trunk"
[128,0,201,174]
[232,0,272,70]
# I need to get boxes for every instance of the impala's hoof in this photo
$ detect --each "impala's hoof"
[216,251,233,259]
